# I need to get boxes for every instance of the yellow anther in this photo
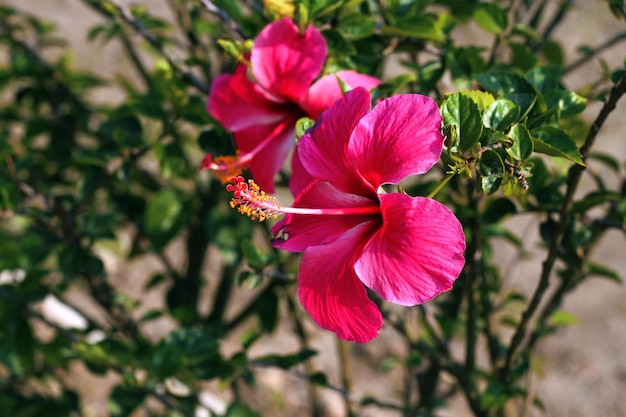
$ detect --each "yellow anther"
[226,176,282,222]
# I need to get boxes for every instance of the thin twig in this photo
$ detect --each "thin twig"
[167,0,213,83]
[564,31,626,75]
[198,0,246,39]
[248,359,354,401]
[285,294,326,415]
[536,0,574,50]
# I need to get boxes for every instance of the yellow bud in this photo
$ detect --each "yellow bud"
[263,0,295,19]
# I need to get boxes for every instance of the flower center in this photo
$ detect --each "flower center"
[226,176,381,222]
[200,152,252,184]
[199,113,299,183]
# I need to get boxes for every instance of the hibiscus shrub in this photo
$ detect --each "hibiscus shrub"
[1,1,626,416]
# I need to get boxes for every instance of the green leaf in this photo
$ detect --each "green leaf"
[236,270,263,289]
[178,95,213,124]
[381,72,417,89]
[140,309,164,322]
[205,209,252,266]
[510,23,541,41]
[482,197,517,224]
[417,60,445,90]
[572,191,621,213]
[254,291,279,332]
[585,262,623,284]
[460,90,495,111]
[322,29,357,58]
[162,326,220,364]
[240,330,260,350]
[441,92,483,151]
[58,245,90,281]
[144,273,167,290]
[144,189,186,250]
[549,310,579,327]
[294,2,310,31]
[253,348,317,369]
[473,2,508,34]
[371,74,417,101]
[295,117,315,141]
[381,16,445,41]
[99,109,143,148]
[589,152,621,172]
[507,124,534,160]
[448,46,487,86]
[310,0,344,18]
[475,72,536,96]
[337,13,376,39]
[198,128,232,156]
[509,42,537,71]
[294,0,345,27]
[128,93,166,119]
[485,224,523,247]
[241,239,268,270]
[309,372,329,386]
[108,386,146,417]
[503,93,537,119]
[151,344,184,377]
[526,65,563,93]
[217,39,251,62]
[541,40,565,66]
[224,401,261,417]
[482,99,520,131]
[611,68,626,84]
[543,90,587,116]
[531,126,584,165]
[478,150,504,194]
[480,381,524,410]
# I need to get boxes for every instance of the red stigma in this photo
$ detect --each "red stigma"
[199,154,213,170]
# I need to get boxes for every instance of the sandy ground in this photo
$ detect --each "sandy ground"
[3,0,626,416]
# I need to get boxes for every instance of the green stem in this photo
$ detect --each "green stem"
[427,172,456,199]
[337,339,356,417]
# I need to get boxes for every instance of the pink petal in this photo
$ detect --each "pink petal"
[288,148,314,196]
[234,111,302,193]
[297,88,373,196]
[300,70,381,120]
[251,18,326,103]
[298,223,382,343]
[355,193,465,306]
[207,64,291,131]
[349,94,445,188]
[272,179,380,252]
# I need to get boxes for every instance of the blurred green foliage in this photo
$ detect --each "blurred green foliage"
[1,1,626,416]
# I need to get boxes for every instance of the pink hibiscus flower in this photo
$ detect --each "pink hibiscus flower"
[227,87,466,343]
[203,17,380,193]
